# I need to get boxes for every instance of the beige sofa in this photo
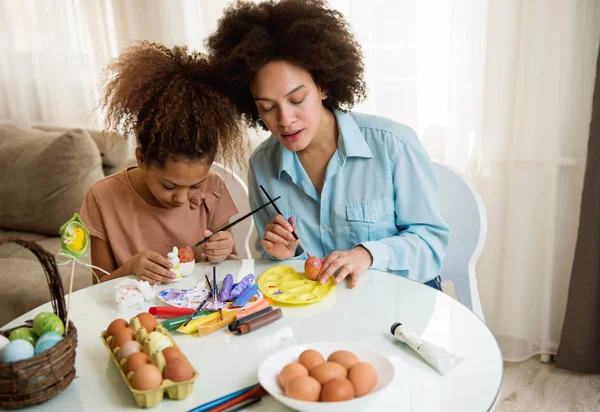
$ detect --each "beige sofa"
[0,124,130,326]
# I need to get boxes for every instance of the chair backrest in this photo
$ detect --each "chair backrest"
[433,161,487,321]
[210,163,254,259]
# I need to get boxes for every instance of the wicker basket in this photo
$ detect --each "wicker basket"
[0,238,78,409]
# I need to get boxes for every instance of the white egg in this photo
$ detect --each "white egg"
[0,335,9,352]
[1,339,34,363]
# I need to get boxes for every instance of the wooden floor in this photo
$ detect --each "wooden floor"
[440,284,600,411]
[496,357,600,411]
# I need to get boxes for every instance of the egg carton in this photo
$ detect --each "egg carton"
[100,315,198,408]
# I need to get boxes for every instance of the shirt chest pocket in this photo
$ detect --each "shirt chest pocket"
[345,197,395,244]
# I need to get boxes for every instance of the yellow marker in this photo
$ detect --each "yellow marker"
[197,310,240,336]
[176,312,220,334]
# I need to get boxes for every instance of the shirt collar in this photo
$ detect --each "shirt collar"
[335,110,373,160]
[278,110,373,180]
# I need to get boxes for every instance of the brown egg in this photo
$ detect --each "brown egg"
[163,358,194,382]
[136,313,158,333]
[285,376,321,402]
[328,350,359,370]
[117,340,142,361]
[348,362,378,397]
[278,362,309,389]
[310,361,347,385]
[321,378,355,402]
[131,364,163,390]
[111,327,136,349]
[125,352,151,374]
[106,319,128,338]
[162,346,184,363]
[298,349,325,372]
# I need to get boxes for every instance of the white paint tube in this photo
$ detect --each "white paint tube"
[390,322,464,375]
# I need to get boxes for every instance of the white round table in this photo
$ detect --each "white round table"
[2,259,502,411]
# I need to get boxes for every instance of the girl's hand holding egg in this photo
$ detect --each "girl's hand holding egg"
[129,251,175,285]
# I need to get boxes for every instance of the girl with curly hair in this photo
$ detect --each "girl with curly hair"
[206,0,449,290]
[80,41,249,284]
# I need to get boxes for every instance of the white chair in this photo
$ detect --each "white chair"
[433,161,487,322]
[210,162,254,259]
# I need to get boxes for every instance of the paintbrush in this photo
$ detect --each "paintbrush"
[182,274,214,327]
[208,385,267,412]
[220,397,261,412]
[187,383,259,412]
[259,185,311,257]
[213,266,223,321]
[194,196,281,247]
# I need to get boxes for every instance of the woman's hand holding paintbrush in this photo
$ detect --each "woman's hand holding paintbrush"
[259,185,311,259]
[260,215,303,260]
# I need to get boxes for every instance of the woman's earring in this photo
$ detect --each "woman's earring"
[322,94,328,100]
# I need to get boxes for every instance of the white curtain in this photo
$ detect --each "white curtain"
[1,0,600,362]
[0,0,230,129]
[332,0,600,362]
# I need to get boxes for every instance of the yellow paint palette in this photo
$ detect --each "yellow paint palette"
[257,266,335,305]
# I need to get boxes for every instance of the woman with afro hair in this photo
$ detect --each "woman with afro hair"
[80,41,249,284]
[207,0,449,289]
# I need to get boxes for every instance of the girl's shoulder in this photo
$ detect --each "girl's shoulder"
[202,170,228,192]
[87,168,131,197]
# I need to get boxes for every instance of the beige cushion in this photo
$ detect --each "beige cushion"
[0,125,104,235]
[0,231,92,326]
[33,125,131,176]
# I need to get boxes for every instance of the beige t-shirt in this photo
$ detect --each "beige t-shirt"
[79,168,238,267]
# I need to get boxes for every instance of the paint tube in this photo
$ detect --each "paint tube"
[390,322,463,375]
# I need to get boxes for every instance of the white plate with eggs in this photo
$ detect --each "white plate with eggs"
[258,343,395,412]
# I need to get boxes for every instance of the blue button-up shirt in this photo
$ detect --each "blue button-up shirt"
[247,110,450,283]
